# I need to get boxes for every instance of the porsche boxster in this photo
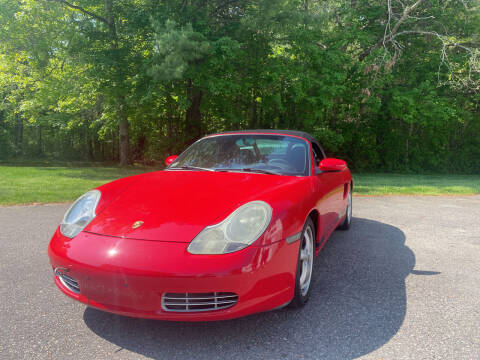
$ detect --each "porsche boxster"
[48,130,353,321]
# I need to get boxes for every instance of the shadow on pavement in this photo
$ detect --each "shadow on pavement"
[83,218,415,359]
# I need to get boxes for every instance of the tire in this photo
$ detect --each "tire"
[338,184,352,231]
[289,217,316,308]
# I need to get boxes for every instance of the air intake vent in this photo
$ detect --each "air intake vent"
[162,292,238,312]
[57,273,80,294]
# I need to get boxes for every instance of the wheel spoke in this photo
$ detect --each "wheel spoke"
[298,225,315,296]
[299,264,307,284]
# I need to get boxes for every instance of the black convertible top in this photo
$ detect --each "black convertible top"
[213,129,317,144]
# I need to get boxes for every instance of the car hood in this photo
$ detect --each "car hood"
[85,170,305,242]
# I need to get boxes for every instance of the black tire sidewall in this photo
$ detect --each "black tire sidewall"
[339,186,352,230]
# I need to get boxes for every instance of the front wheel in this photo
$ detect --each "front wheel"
[338,185,352,230]
[289,217,315,308]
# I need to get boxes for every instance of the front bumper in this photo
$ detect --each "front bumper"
[48,230,298,321]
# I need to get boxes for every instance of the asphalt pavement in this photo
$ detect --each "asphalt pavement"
[1,196,479,359]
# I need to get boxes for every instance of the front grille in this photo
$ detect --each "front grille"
[162,292,238,312]
[57,273,80,294]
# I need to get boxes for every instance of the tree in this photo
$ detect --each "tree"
[0,0,478,173]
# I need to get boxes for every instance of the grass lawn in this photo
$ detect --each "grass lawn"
[353,173,480,195]
[0,165,154,205]
[0,165,479,205]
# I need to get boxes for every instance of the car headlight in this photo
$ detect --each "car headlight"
[187,201,272,254]
[60,190,101,238]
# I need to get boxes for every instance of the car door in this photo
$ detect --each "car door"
[311,142,344,243]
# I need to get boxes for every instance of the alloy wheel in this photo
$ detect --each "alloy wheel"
[299,225,314,297]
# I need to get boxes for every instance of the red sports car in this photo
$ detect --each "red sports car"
[48,130,353,321]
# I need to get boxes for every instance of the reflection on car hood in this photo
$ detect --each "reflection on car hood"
[84,170,303,242]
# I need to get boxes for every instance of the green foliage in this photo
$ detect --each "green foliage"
[150,20,210,81]
[0,0,478,173]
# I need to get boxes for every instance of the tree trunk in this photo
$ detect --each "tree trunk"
[185,79,203,145]
[167,115,172,139]
[250,96,258,128]
[136,135,146,161]
[166,92,174,141]
[111,129,116,161]
[118,98,129,165]
[105,0,130,165]
[15,114,23,155]
[405,122,413,168]
[37,125,42,156]
[86,126,94,160]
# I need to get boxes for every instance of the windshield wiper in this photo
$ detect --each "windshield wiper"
[216,168,281,175]
[168,165,215,172]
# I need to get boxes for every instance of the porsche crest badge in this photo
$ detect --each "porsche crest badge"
[132,221,144,229]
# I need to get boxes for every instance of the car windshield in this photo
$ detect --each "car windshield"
[168,134,310,176]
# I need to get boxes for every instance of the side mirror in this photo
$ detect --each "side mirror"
[319,158,347,172]
[164,155,178,166]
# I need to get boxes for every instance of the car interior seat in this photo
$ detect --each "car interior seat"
[238,148,256,164]
[287,145,307,173]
